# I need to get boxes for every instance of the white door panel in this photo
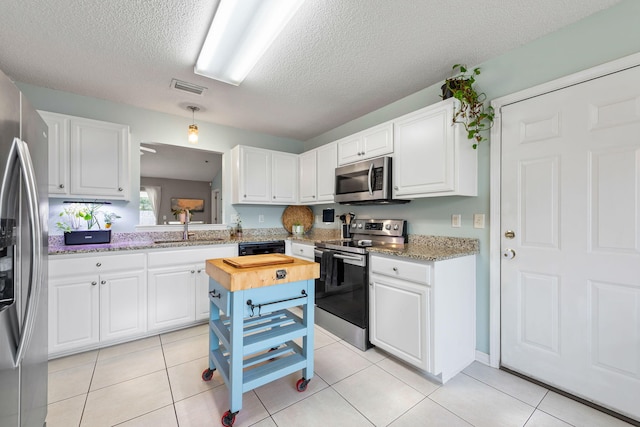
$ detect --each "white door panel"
[501,65,640,421]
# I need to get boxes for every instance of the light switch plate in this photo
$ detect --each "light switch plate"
[473,213,485,229]
[451,214,461,228]
[258,214,264,223]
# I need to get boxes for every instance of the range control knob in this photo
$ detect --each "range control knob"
[393,224,399,230]
[358,223,363,229]
[385,224,391,230]
[351,223,357,228]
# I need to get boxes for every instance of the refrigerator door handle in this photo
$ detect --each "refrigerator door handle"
[4,138,43,367]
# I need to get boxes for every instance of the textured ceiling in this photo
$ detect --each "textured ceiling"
[0,0,622,141]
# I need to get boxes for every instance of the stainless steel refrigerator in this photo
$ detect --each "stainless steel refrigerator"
[0,69,49,426]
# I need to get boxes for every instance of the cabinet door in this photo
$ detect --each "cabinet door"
[239,146,271,202]
[69,117,130,200]
[39,111,69,195]
[49,274,99,354]
[298,150,317,203]
[316,142,337,202]
[369,275,432,372]
[272,152,298,203]
[100,270,147,342]
[361,122,393,159]
[195,266,210,321]
[147,266,196,330]
[337,135,362,165]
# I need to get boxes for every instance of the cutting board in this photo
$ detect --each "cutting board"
[223,254,294,269]
[207,255,319,291]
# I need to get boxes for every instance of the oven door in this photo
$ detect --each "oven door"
[314,248,368,329]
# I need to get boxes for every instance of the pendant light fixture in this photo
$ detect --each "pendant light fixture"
[187,106,200,144]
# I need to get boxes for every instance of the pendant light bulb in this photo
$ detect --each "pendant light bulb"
[187,106,200,144]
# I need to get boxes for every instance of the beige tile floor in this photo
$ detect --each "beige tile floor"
[47,322,636,427]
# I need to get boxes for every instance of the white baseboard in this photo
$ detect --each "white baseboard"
[475,350,491,366]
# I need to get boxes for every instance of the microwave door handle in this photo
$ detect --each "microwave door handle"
[11,138,43,368]
[367,163,374,195]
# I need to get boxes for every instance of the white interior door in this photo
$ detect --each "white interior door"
[500,65,640,421]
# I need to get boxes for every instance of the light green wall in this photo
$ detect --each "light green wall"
[17,83,304,233]
[304,0,640,354]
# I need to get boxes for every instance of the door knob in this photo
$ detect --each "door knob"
[502,249,516,259]
[504,230,516,239]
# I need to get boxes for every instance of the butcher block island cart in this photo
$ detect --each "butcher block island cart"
[203,254,319,427]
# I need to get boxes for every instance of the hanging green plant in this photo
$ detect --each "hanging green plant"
[442,64,495,149]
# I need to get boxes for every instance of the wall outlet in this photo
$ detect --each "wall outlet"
[451,214,461,228]
[258,214,264,223]
[473,213,485,229]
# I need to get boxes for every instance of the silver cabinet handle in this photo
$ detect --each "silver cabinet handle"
[392,267,398,272]
[197,269,202,273]
[59,184,64,189]
[502,249,516,259]
[5,138,43,368]
[118,187,123,191]
[394,186,398,190]
[96,262,102,267]
[191,270,195,273]
[101,280,106,285]
[505,230,516,239]
[92,281,97,286]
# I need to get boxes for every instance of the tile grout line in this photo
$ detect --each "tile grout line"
[77,352,98,426]
[158,332,181,426]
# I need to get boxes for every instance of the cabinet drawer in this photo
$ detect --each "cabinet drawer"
[291,242,315,260]
[370,255,431,285]
[148,245,237,268]
[50,253,145,277]
[208,278,230,314]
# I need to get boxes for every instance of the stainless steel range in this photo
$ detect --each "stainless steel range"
[314,219,407,351]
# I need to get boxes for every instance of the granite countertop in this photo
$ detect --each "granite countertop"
[48,229,478,262]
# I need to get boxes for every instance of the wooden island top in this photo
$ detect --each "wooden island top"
[205,254,319,292]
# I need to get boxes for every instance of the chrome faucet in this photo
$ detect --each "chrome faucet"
[183,209,190,240]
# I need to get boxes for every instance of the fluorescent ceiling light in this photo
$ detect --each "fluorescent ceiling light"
[195,0,305,86]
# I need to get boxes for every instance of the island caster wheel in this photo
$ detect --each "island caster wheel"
[295,378,310,392]
[221,410,237,426]
[201,368,215,382]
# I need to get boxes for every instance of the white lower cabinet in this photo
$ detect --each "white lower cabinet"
[290,241,316,261]
[147,245,237,331]
[48,253,146,356]
[369,253,476,383]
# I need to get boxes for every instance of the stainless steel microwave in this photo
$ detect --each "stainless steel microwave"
[335,156,408,204]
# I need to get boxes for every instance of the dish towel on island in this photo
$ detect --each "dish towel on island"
[319,250,339,291]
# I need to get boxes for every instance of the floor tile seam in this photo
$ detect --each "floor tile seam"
[96,343,163,363]
[373,358,441,397]
[531,406,579,427]
[258,379,326,417]
[159,329,208,346]
[459,371,541,410]
[317,362,372,386]
[327,382,378,426]
[87,367,168,393]
[109,403,177,426]
[425,396,477,426]
[49,359,97,375]
[383,395,429,426]
[78,355,98,427]
[171,381,226,404]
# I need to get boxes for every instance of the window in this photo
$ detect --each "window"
[139,190,156,225]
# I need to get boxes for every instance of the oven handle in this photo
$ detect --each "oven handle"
[314,249,365,262]
[367,162,374,195]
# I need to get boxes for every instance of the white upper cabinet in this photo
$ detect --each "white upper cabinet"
[298,141,337,205]
[40,111,131,200]
[69,117,130,200]
[337,122,393,165]
[39,111,69,195]
[393,98,477,198]
[316,142,337,202]
[298,150,317,203]
[231,145,298,205]
[272,151,298,203]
